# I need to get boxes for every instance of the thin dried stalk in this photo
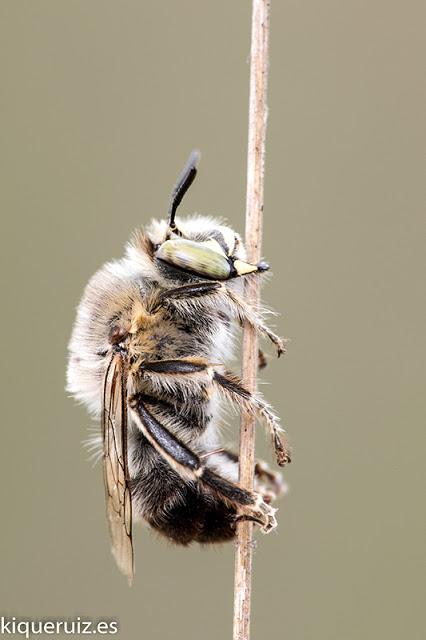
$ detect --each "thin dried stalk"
[233,1,271,640]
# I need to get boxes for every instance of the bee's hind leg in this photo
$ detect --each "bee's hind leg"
[128,394,277,533]
[216,449,287,502]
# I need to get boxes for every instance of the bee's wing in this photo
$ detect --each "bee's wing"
[102,353,134,584]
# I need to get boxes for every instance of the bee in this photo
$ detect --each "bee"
[67,151,290,583]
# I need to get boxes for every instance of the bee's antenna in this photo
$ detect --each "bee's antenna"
[168,150,201,231]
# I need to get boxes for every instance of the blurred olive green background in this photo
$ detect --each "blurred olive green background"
[1,1,425,639]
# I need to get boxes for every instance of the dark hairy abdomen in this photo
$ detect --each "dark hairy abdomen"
[129,441,237,545]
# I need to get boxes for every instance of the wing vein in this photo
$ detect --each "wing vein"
[102,352,134,584]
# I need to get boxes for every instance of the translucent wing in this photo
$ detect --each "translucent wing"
[102,353,134,584]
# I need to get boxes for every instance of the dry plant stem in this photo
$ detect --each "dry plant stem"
[233,1,271,640]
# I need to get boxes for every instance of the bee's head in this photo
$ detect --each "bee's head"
[152,151,269,281]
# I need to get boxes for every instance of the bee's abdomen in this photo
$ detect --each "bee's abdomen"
[129,452,237,545]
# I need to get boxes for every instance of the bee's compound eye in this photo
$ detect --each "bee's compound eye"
[156,238,231,280]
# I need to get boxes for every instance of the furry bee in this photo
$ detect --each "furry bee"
[67,151,290,583]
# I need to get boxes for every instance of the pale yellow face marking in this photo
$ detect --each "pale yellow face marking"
[233,259,258,276]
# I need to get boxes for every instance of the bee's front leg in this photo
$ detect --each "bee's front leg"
[155,281,285,357]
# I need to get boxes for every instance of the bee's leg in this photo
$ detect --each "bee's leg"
[218,449,286,499]
[141,358,209,375]
[128,394,277,533]
[213,370,291,467]
[258,349,268,370]
[156,281,285,356]
[139,358,290,466]
[139,358,212,399]
[224,287,285,357]
[254,461,287,498]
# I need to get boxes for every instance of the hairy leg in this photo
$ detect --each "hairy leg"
[217,449,287,499]
[213,371,291,466]
[128,394,277,532]
[155,281,285,356]
[138,357,290,466]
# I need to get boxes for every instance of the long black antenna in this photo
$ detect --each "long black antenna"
[168,150,201,231]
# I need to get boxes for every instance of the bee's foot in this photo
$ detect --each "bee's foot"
[238,493,278,534]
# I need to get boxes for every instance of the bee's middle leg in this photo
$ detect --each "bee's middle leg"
[139,357,291,467]
[213,371,291,467]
